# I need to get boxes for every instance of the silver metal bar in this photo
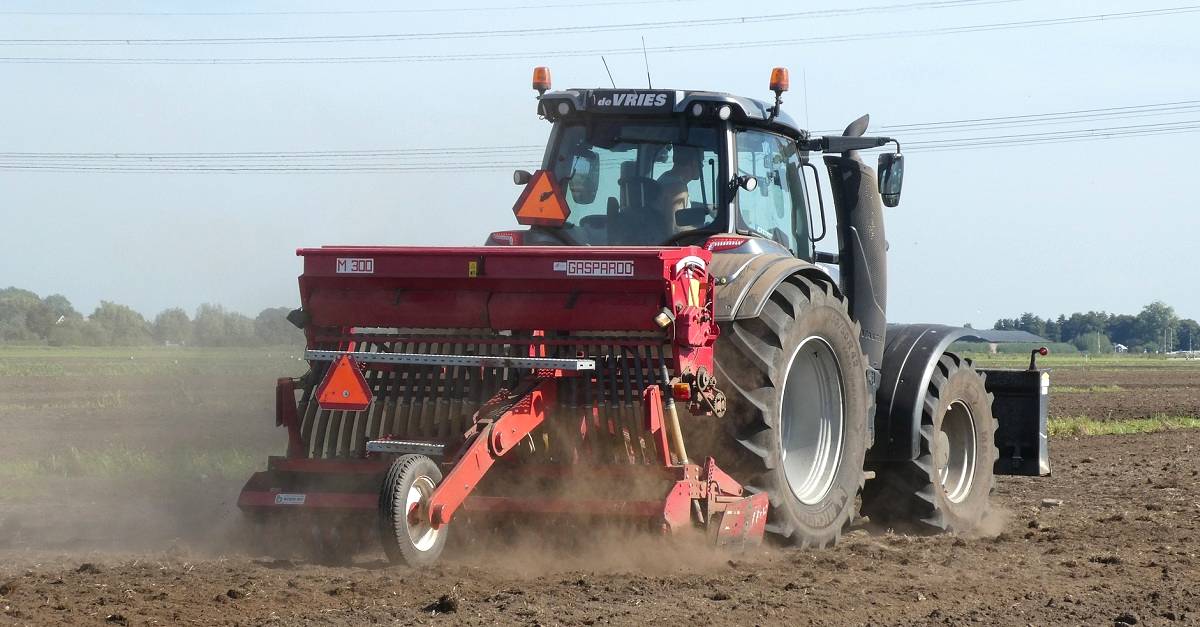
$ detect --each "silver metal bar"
[305,349,595,371]
[366,440,447,457]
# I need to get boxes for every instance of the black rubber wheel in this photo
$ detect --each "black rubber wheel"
[710,274,872,548]
[379,454,447,567]
[863,353,997,532]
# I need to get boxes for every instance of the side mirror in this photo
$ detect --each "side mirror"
[513,170,531,185]
[735,174,758,192]
[568,149,600,205]
[877,152,904,207]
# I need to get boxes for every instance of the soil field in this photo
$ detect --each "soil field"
[1,348,1198,625]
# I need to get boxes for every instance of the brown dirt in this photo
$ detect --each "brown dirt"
[1,360,1198,625]
[1048,366,1200,421]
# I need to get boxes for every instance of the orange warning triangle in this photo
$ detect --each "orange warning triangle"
[316,355,372,411]
[512,170,570,226]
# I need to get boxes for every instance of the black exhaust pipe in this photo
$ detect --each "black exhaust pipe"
[823,116,887,369]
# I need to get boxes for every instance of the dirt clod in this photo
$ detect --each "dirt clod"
[76,563,101,574]
[425,594,459,614]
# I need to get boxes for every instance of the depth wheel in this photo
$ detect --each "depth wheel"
[379,454,447,567]
[863,353,997,532]
[711,274,872,548]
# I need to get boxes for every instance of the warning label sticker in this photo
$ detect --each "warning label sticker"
[274,493,307,505]
[556,260,635,277]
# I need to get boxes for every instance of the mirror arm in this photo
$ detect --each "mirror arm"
[801,162,828,243]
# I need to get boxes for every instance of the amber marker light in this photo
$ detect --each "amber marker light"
[532,66,552,95]
[769,67,790,94]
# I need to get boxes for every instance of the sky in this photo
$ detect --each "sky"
[0,0,1197,328]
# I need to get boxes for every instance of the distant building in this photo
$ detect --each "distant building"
[1114,343,1128,353]
[957,329,1050,354]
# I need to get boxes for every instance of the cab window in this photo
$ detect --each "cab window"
[548,120,722,245]
[735,130,812,258]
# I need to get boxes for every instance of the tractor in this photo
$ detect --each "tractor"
[238,66,1050,565]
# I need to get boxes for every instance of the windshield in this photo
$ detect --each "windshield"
[546,119,723,245]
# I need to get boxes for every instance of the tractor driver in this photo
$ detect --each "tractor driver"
[656,145,703,231]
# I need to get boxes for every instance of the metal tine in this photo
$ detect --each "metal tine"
[627,344,650,464]
[440,340,465,440]
[481,338,500,421]
[425,340,445,438]
[453,336,474,435]
[401,341,428,439]
[325,344,353,458]
[579,341,601,464]
[336,336,377,458]
[601,347,620,464]
[353,339,387,457]
[445,338,468,438]
[381,339,410,438]
[564,340,584,463]
[298,355,327,458]
[432,338,451,437]
[608,342,634,464]
[309,339,336,458]
[617,343,644,464]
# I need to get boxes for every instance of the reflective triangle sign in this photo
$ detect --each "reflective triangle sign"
[316,355,372,411]
[512,169,570,226]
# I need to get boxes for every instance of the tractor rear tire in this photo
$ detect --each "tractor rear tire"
[863,353,997,532]
[379,454,447,567]
[711,275,872,548]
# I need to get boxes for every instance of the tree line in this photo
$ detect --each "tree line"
[0,287,303,347]
[993,301,1199,353]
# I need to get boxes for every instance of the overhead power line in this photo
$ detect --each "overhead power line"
[0,0,698,17]
[0,0,1015,46]
[4,118,1199,172]
[0,5,1192,64]
[4,98,1195,165]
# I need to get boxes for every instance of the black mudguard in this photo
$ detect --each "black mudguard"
[870,323,1050,476]
[709,253,835,323]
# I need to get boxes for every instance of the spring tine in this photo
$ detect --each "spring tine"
[618,344,647,464]
[401,341,427,438]
[351,339,383,456]
[441,341,464,440]
[298,357,327,458]
[381,339,408,437]
[628,345,649,464]
[363,345,390,445]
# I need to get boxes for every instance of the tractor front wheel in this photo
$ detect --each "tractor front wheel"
[863,353,997,532]
[712,275,872,548]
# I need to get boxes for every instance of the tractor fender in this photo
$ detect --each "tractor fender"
[710,253,837,322]
[868,323,971,463]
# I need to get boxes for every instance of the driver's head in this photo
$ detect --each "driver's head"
[672,145,703,181]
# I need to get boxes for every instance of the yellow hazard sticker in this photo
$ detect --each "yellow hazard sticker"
[468,260,478,277]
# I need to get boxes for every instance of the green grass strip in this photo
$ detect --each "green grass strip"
[1049,415,1200,437]
[0,446,264,481]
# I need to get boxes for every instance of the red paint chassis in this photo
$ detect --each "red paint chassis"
[238,245,767,554]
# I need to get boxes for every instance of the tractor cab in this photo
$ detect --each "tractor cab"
[495,67,905,263]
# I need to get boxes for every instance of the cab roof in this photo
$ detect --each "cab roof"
[537,88,808,140]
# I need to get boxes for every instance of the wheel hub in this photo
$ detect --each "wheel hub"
[779,336,846,506]
[937,400,977,503]
[405,476,440,552]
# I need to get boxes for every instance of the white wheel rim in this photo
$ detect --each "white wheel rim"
[779,336,846,506]
[938,400,977,503]
[404,476,440,552]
